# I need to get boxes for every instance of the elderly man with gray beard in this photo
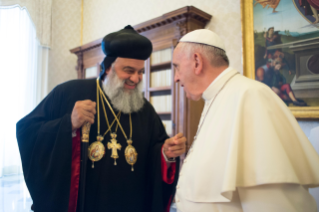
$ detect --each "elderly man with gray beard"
[16,25,186,212]
[173,29,319,212]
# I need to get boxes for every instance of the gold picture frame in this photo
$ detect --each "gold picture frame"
[241,0,319,119]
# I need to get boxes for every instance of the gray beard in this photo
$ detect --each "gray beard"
[102,68,144,114]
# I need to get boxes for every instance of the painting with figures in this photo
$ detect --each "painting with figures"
[253,0,319,107]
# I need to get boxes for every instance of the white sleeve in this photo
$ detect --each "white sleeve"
[237,184,318,212]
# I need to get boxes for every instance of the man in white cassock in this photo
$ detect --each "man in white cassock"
[172,29,319,212]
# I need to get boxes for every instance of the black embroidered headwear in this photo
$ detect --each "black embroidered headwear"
[100,25,152,80]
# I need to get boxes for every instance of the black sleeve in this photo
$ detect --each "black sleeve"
[147,109,180,212]
[16,87,73,212]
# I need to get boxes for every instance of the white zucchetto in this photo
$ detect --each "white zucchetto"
[179,29,226,51]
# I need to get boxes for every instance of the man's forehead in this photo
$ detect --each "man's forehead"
[115,57,145,68]
[173,44,184,58]
[175,43,185,51]
[116,57,145,63]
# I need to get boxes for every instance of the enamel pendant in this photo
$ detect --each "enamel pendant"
[88,135,105,168]
[125,139,138,171]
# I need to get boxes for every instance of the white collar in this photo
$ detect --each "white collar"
[202,67,233,101]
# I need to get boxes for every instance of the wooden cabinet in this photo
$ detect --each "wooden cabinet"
[70,6,211,152]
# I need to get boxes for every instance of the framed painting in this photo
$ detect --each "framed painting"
[241,0,319,119]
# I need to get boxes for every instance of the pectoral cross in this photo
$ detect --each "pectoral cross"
[107,133,122,165]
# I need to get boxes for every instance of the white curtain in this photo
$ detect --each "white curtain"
[0,5,48,177]
[0,0,52,47]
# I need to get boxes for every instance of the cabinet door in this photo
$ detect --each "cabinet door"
[147,48,174,137]
[84,63,100,79]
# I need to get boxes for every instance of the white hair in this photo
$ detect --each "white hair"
[102,65,144,114]
[179,42,229,67]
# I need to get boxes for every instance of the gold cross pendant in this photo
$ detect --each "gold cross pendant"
[107,133,122,165]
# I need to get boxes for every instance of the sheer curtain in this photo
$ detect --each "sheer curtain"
[0,5,47,177]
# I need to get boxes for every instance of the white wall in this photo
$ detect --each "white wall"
[48,0,81,92]
[47,0,243,90]
[82,0,243,74]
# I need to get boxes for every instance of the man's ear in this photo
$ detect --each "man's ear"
[194,53,203,75]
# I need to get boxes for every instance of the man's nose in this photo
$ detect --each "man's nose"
[174,72,180,83]
[130,72,140,84]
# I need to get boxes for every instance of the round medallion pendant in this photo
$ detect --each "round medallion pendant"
[88,141,105,162]
[125,144,138,166]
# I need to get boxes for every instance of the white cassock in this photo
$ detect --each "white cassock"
[175,67,319,212]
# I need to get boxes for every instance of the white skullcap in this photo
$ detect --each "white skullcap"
[179,29,226,52]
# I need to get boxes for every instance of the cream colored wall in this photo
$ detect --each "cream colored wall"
[48,0,81,92]
[83,0,243,74]
[47,0,243,91]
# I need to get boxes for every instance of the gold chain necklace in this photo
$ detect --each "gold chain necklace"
[100,87,122,166]
[97,79,138,171]
[88,78,121,168]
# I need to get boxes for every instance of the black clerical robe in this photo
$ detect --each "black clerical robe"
[16,78,179,212]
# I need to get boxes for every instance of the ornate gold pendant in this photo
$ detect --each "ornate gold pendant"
[107,133,122,165]
[88,135,105,168]
[125,139,138,171]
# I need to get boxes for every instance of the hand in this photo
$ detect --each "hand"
[71,100,96,130]
[163,133,186,159]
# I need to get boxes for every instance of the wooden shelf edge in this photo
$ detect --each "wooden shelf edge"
[150,61,171,69]
[157,112,171,115]
[134,6,212,33]
[148,86,172,92]
[70,38,103,54]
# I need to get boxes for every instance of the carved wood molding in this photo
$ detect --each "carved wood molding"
[75,52,83,77]
[70,6,211,55]
[134,6,211,33]
[176,20,188,38]
[70,38,103,55]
